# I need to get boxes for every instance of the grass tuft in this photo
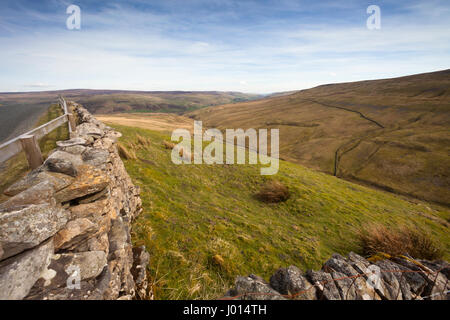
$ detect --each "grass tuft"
[163,140,175,149]
[117,142,137,160]
[359,223,444,260]
[255,180,290,203]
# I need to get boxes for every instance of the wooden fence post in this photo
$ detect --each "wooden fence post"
[20,134,43,170]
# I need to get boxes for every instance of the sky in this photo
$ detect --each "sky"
[0,0,449,93]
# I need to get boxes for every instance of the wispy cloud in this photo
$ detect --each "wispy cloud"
[0,0,449,93]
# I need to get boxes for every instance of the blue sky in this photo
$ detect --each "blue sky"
[0,0,449,93]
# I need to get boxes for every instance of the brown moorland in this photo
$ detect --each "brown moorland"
[189,69,450,206]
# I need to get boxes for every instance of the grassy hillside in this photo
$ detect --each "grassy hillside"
[109,123,449,300]
[189,70,450,206]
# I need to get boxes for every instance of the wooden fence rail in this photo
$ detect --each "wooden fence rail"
[0,96,74,169]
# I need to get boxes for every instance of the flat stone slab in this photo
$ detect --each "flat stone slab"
[0,181,55,213]
[0,204,67,260]
[4,169,74,197]
[56,137,88,148]
[55,165,110,203]
[0,239,54,300]
[53,218,97,250]
[26,250,107,296]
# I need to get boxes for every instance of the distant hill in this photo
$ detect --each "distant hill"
[189,70,450,206]
[0,89,260,143]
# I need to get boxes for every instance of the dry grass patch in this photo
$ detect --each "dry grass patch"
[256,180,290,203]
[117,142,137,160]
[163,140,175,149]
[360,223,444,260]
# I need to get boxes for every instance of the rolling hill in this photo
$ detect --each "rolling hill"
[188,70,450,206]
[102,122,449,299]
[0,89,260,143]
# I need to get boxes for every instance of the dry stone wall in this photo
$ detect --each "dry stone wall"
[0,102,149,300]
[224,252,449,300]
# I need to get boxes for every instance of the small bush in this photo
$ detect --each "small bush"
[118,143,137,160]
[256,180,290,203]
[359,224,444,260]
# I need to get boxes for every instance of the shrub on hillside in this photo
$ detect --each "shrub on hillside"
[359,223,444,260]
[256,180,290,203]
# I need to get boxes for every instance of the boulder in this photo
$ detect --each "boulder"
[0,204,67,260]
[0,239,54,300]
[269,266,317,300]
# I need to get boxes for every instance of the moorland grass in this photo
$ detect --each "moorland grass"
[110,123,450,300]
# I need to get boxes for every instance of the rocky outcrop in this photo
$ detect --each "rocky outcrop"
[224,253,449,300]
[0,102,149,300]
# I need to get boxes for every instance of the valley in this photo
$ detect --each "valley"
[189,70,450,206]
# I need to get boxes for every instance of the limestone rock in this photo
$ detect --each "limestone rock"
[306,270,341,300]
[26,250,107,297]
[4,169,74,197]
[54,218,97,251]
[270,266,317,300]
[0,204,67,260]
[374,259,409,300]
[56,137,87,148]
[0,239,54,300]
[69,199,109,220]
[46,150,83,168]
[131,246,150,300]
[323,254,381,300]
[45,158,78,177]
[76,123,104,138]
[61,145,87,155]
[226,274,286,300]
[0,181,55,213]
[82,148,110,166]
[55,165,109,203]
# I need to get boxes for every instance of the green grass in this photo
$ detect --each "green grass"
[0,104,69,202]
[110,124,450,300]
